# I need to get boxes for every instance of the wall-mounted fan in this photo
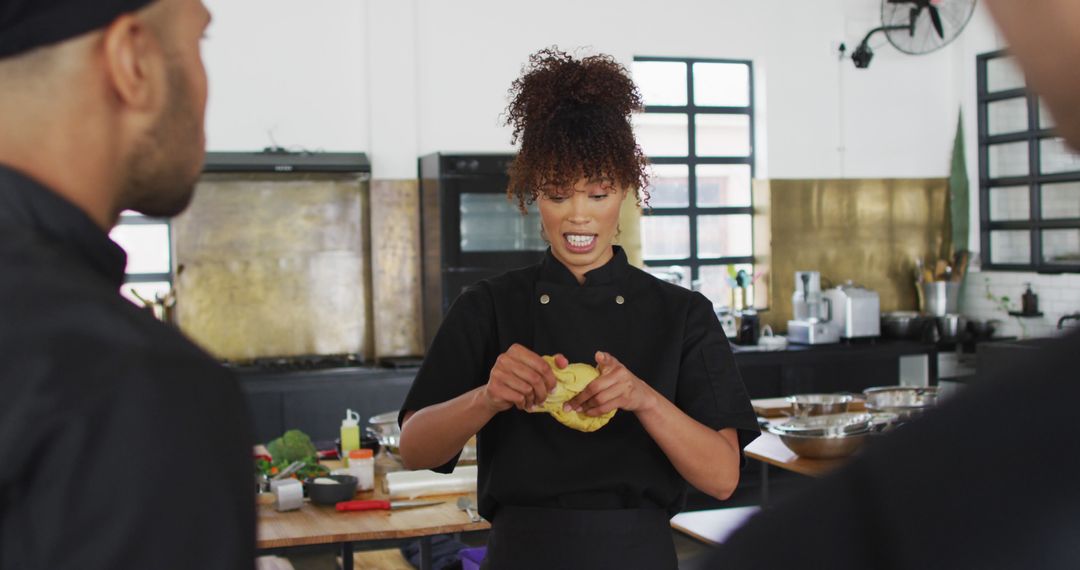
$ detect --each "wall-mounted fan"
[850,0,978,68]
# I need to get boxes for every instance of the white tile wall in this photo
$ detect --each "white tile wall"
[960,270,1080,338]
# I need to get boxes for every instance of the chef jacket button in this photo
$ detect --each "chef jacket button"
[615,295,625,305]
[540,294,550,305]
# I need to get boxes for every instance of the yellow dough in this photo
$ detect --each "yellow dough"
[528,356,616,432]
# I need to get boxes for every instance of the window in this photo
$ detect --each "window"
[109,212,173,306]
[632,57,756,307]
[978,50,1080,272]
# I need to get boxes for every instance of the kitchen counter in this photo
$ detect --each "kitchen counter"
[731,338,937,361]
[730,338,939,399]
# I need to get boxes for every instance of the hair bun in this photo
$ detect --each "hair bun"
[504,46,650,211]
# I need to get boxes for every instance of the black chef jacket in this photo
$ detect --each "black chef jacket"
[401,246,759,522]
[0,165,254,570]
[709,330,1080,570]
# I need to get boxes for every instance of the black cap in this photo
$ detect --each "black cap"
[0,0,157,59]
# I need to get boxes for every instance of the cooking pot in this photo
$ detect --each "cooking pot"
[880,311,930,340]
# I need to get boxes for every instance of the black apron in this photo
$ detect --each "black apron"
[480,278,677,569]
[482,505,677,570]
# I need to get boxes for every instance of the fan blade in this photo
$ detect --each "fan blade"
[929,6,945,39]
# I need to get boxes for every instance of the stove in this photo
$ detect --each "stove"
[224,353,364,373]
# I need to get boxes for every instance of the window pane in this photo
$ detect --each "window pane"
[634,113,689,157]
[692,62,750,107]
[697,214,753,258]
[695,114,751,157]
[1043,229,1080,265]
[459,194,544,252]
[646,164,689,208]
[988,141,1029,178]
[1039,137,1080,175]
[989,230,1031,264]
[109,224,170,274]
[1039,99,1055,130]
[641,215,690,259]
[987,97,1028,135]
[699,263,754,310]
[643,265,691,289]
[632,61,687,106]
[988,186,1030,221]
[697,164,752,207]
[1041,182,1080,219]
[986,56,1025,93]
[120,281,172,307]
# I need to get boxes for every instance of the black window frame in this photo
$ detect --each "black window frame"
[633,56,756,285]
[977,49,1080,274]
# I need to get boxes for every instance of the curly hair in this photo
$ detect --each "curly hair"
[504,47,650,211]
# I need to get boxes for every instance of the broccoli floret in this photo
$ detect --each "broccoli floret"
[267,429,318,464]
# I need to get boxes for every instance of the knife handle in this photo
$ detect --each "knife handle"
[336,500,391,511]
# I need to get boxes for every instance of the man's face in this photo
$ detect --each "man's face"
[124,0,212,218]
[985,0,1080,150]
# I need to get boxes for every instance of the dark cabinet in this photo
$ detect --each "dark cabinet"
[239,367,418,444]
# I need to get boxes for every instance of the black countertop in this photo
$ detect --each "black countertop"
[731,338,938,366]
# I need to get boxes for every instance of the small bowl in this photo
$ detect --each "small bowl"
[863,386,938,420]
[304,474,358,506]
[787,393,853,417]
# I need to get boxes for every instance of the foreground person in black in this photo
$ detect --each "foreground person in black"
[711,1,1080,566]
[0,1,254,568]
[399,48,759,569]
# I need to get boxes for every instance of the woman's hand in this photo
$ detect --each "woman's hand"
[564,351,658,416]
[483,344,567,413]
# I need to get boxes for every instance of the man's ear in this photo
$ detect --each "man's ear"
[100,14,161,112]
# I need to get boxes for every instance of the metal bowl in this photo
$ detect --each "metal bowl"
[767,425,869,459]
[863,386,939,419]
[371,410,477,463]
[367,411,403,455]
[787,393,853,417]
[771,412,875,437]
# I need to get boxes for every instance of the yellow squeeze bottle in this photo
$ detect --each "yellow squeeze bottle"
[340,409,360,466]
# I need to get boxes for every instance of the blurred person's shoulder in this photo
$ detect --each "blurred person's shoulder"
[0,226,233,403]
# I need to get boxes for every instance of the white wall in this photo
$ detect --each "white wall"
[203,0,974,180]
[203,0,368,153]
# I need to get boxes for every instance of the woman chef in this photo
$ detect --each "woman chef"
[398,47,759,569]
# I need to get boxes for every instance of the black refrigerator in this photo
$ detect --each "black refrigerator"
[418,152,546,349]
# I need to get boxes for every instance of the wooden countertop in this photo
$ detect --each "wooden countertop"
[256,470,490,549]
[743,429,848,478]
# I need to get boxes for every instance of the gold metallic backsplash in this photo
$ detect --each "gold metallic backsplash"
[172,173,371,361]
[370,179,424,358]
[753,178,950,332]
[171,172,647,361]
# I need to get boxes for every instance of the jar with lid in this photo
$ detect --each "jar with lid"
[347,449,375,491]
